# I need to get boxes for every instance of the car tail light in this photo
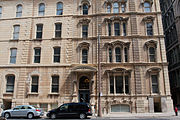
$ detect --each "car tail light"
[36,109,41,112]
[88,109,91,113]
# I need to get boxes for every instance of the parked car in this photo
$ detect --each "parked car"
[1,105,43,119]
[46,102,92,119]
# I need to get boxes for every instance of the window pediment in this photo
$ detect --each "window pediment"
[72,65,97,72]
[78,41,90,49]
[142,16,155,22]
[78,18,91,25]
[79,0,91,8]
[147,67,161,73]
[141,0,153,5]
[105,67,132,73]
[104,41,130,47]
[144,40,157,48]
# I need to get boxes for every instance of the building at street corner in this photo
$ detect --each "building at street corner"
[159,0,180,108]
[0,0,174,115]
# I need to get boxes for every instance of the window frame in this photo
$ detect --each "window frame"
[113,2,119,13]
[115,47,122,62]
[38,3,45,16]
[10,48,17,64]
[121,3,126,13]
[6,75,15,93]
[56,2,63,15]
[55,23,62,38]
[83,4,89,15]
[82,24,88,38]
[34,47,41,63]
[82,48,88,64]
[13,25,20,40]
[114,22,120,36]
[151,74,159,94]
[149,47,156,62]
[31,75,39,93]
[36,24,43,39]
[146,22,153,36]
[16,4,22,17]
[107,4,111,13]
[51,75,59,93]
[144,2,151,13]
[0,6,2,18]
[53,47,61,63]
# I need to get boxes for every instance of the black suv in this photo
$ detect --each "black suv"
[46,102,92,119]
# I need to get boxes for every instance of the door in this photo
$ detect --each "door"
[57,104,69,118]
[79,90,90,103]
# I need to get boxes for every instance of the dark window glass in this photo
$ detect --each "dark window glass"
[115,76,123,93]
[10,48,17,64]
[149,47,156,62]
[109,48,112,62]
[57,2,63,15]
[36,24,43,39]
[114,23,120,36]
[110,76,114,94]
[16,4,22,17]
[144,2,151,13]
[6,75,15,93]
[108,23,111,36]
[54,47,60,63]
[151,75,159,93]
[13,25,20,40]
[83,4,88,15]
[34,48,41,63]
[123,23,126,36]
[0,6,2,18]
[82,25,88,38]
[115,47,121,62]
[125,76,129,94]
[113,2,119,13]
[124,47,128,62]
[52,76,59,93]
[39,3,45,16]
[82,49,88,64]
[31,76,39,92]
[55,23,62,38]
[146,22,153,36]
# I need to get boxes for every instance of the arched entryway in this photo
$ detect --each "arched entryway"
[79,76,90,103]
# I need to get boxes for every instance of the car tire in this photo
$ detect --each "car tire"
[50,113,56,119]
[4,112,10,119]
[79,113,86,119]
[27,113,34,119]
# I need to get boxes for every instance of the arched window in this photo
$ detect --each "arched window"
[83,4,88,15]
[82,49,88,63]
[124,47,128,62]
[144,2,151,12]
[57,2,63,15]
[113,2,119,13]
[121,3,126,13]
[39,3,45,16]
[149,47,156,62]
[16,4,22,17]
[115,47,121,62]
[107,4,111,13]
[109,48,112,62]
[6,75,15,93]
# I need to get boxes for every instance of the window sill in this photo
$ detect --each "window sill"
[52,37,62,40]
[33,38,42,41]
[9,39,19,41]
[27,92,39,95]
[48,93,59,95]
[3,93,13,95]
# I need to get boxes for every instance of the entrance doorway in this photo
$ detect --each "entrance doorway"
[79,76,90,103]
[3,99,12,110]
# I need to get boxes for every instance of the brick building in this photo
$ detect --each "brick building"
[159,0,180,107]
[0,0,173,114]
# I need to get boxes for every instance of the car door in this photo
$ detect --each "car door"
[19,106,29,117]
[68,104,78,118]
[11,106,21,117]
[57,104,69,118]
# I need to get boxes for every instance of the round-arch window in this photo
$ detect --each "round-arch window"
[79,76,89,89]
[83,4,88,15]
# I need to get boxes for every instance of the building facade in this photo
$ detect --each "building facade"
[0,0,173,114]
[159,0,180,107]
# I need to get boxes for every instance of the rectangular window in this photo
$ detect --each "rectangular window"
[52,76,59,93]
[115,76,123,93]
[114,23,120,36]
[16,5,22,17]
[121,4,125,13]
[10,48,17,64]
[36,24,43,39]
[6,75,15,93]
[34,48,41,63]
[123,23,127,36]
[110,76,114,94]
[55,23,62,38]
[146,22,153,36]
[31,76,39,93]
[54,47,60,63]
[82,25,88,38]
[13,25,20,40]
[151,75,159,93]
[125,76,129,94]
[0,6,2,18]
[108,23,111,36]
[109,48,112,62]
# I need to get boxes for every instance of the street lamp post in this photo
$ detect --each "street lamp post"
[97,24,102,117]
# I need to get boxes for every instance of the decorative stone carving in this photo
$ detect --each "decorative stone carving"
[78,19,91,25]
[142,16,155,22]
[104,17,129,23]
[147,67,161,73]
[144,40,157,48]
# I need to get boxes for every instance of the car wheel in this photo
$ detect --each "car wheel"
[4,112,10,119]
[27,113,34,119]
[79,113,86,119]
[50,113,56,119]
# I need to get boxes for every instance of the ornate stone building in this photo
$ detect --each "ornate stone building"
[159,0,180,107]
[0,0,173,114]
